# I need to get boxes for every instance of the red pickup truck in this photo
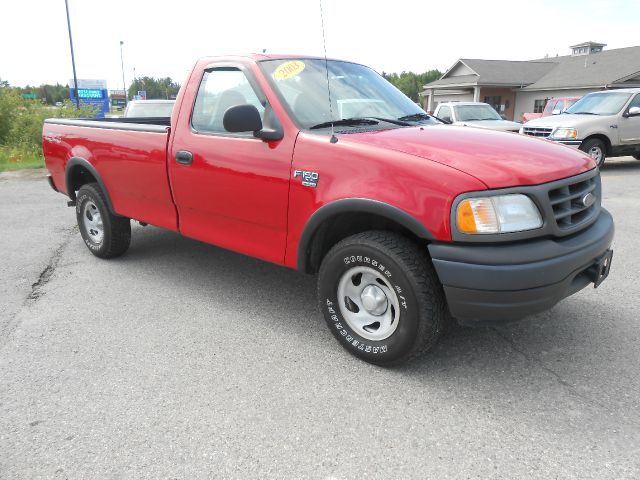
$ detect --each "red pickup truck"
[522,96,580,123]
[43,54,614,365]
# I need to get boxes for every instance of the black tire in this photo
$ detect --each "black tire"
[579,138,606,168]
[317,231,446,366]
[76,183,131,258]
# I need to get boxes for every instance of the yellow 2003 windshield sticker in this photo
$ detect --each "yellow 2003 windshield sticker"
[274,61,305,81]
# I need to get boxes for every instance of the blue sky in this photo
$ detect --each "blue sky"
[1,0,638,90]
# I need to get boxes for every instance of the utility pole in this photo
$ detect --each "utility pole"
[120,41,127,106]
[64,0,80,109]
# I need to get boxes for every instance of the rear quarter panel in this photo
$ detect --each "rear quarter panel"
[43,122,177,231]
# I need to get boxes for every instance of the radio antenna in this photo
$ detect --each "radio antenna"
[319,0,338,143]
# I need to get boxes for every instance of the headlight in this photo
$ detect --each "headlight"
[456,194,543,234]
[550,128,577,140]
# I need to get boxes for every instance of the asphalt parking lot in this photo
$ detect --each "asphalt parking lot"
[1,159,639,479]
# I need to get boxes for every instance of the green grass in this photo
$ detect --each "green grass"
[0,145,45,172]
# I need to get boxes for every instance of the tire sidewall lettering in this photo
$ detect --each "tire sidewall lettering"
[320,245,419,362]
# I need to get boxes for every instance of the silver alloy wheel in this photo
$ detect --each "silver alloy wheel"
[589,145,603,164]
[82,201,104,245]
[337,266,401,341]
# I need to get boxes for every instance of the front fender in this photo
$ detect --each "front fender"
[296,198,435,271]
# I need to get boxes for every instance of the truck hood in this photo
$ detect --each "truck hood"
[343,125,595,189]
[454,119,521,132]
[524,113,616,130]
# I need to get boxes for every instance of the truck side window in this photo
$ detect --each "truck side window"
[544,100,556,114]
[191,68,265,134]
[439,106,452,123]
[628,94,640,110]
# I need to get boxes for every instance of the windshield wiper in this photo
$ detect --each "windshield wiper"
[571,112,599,115]
[398,112,431,122]
[369,117,412,126]
[399,112,450,125]
[309,118,379,130]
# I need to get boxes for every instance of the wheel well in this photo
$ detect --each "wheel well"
[302,212,427,274]
[67,165,98,200]
[583,134,612,154]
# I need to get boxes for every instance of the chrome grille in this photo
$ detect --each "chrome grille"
[548,174,599,230]
[523,126,553,138]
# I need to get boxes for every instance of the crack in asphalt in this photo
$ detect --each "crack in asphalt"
[27,235,71,301]
[490,327,638,425]
[0,226,77,348]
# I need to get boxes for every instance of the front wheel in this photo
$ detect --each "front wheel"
[579,138,606,168]
[76,183,131,258]
[317,231,446,365]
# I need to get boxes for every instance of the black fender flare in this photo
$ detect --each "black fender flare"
[65,157,116,214]
[581,133,612,154]
[297,198,434,272]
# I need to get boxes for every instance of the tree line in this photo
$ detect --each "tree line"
[4,76,182,105]
[5,70,438,106]
[128,77,181,100]
[382,70,442,103]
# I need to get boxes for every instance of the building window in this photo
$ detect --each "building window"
[534,99,547,113]
[484,95,501,113]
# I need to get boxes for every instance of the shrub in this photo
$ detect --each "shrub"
[0,83,96,170]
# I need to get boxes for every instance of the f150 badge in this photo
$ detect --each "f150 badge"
[294,170,319,188]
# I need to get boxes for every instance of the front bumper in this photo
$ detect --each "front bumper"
[428,209,614,324]
[554,139,582,148]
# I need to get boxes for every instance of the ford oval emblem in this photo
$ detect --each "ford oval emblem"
[581,192,596,208]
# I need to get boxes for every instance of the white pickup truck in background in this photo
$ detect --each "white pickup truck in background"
[434,102,522,132]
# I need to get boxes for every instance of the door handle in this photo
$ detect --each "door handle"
[175,150,193,165]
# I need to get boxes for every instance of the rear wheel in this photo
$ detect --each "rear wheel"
[579,138,606,168]
[76,183,131,258]
[317,231,446,365]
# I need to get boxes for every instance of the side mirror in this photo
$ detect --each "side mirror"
[625,106,640,117]
[552,108,561,115]
[223,104,263,133]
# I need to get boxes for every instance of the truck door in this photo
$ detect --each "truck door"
[169,63,295,264]
[619,94,640,146]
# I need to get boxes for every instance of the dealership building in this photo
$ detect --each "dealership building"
[421,41,640,121]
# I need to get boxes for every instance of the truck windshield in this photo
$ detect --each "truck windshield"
[259,59,436,129]
[565,92,631,116]
[454,104,502,121]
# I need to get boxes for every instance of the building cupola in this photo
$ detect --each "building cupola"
[570,41,606,56]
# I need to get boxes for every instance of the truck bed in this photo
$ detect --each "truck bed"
[43,117,178,231]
